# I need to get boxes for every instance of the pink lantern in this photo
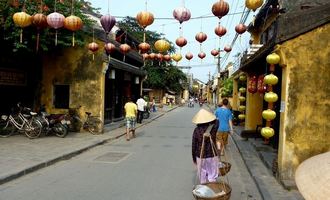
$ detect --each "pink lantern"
[173,6,191,24]
[163,55,171,62]
[175,36,187,48]
[104,42,116,54]
[47,12,65,45]
[235,23,247,34]
[198,52,206,59]
[224,45,232,52]
[211,49,219,57]
[195,32,207,43]
[215,25,227,37]
[185,52,193,60]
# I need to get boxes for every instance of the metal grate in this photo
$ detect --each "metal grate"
[94,152,130,163]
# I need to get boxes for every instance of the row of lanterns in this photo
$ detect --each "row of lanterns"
[238,74,247,121]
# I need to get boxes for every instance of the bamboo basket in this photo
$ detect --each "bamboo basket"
[193,182,232,200]
[219,161,231,176]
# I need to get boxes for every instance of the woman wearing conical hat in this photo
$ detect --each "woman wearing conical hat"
[192,108,219,184]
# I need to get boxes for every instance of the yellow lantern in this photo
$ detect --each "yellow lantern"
[266,53,280,64]
[239,96,246,102]
[262,109,276,120]
[238,114,245,120]
[264,92,278,103]
[239,105,246,111]
[172,53,182,62]
[264,74,278,85]
[245,0,264,11]
[154,39,170,53]
[136,11,154,28]
[261,127,275,139]
[239,74,247,81]
[239,87,246,93]
[13,11,32,43]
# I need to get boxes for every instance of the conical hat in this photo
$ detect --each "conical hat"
[192,109,216,124]
[295,151,330,200]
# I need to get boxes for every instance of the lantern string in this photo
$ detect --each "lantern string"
[107,0,110,14]
[92,27,95,42]
[181,0,185,6]
[71,0,74,15]
[54,0,57,12]
[40,0,43,13]
[145,0,148,11]
[36,31,40,51]
[55,30,58,46]
[22,0,26,11]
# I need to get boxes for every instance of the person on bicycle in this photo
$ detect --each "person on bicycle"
[124,97,137,141]
[136,95,147,124]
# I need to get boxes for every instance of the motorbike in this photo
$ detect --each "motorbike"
[143,106,150,119]
[38,106,69,138]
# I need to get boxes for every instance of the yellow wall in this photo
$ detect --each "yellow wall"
[40,43,105,123]
[276,23,330,181]
[245,84,264,130]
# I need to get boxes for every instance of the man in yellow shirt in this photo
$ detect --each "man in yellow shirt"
[124,97,137,141]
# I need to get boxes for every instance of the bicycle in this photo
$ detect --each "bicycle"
[82,112,103,134]
[0,103,43,139]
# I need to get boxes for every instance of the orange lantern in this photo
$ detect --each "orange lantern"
[136,11,154,29]
[142,53,150,60]
[163,54,171,62]
[138,42,150,54]
[149,53,156,60]
[104,42,116,54]
[88,42,99,60]
[32,13,47,51]
[215,25,227,37]
[13,11,32,43]
[248,75,258,93]
[212,0,230,19]
[156,53,163,61]
[154,39,170,53]
[175,36,187,48]
[195,32,207,43]
[120,44,131,54]
[64,15,83,46]
[235,24,247,34]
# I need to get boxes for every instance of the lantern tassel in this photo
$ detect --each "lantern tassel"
[72,32,75,47]
[123,55,126,62]
[20,29,23,43]
[36,32,40,52]
[55,30,58,46]
[92,53,95,61]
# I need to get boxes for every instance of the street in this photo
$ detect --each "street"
[0,106,262,200]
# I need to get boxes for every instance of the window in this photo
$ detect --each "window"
[53,85,70,109]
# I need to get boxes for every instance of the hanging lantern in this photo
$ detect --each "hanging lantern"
[264,74,278,85]
[172,53,182,62]
[64,15,83,46]
[212,0,230,19]
[173,6,191,24]
[32,13,47,51]
[238,105,246,111]
[88,42,99,60]
[235,23,247,34]
[224,45,232,52]
[11,0,20,8]
[142,53,150,60]
[198,52,206,59]
[211,49,219,57]
[175,36,187,48]
[47,12,65,45]
[214,25,227,37]
[100,14,116,35]
[185,52,193,60]
[238,114,246,120]
[239,96,246,102]
[266,53,280,64]
[138,42,151,53]
[262,109,276,121]
[239,87,246,93]
[257,75,267,93]
[136,11,154,28]
[246,0,264,11]
[239,74,247,81]
[195,32,207,43]
[119,44,131,54]
[154,39,170,53]
[163,54,171,62]
[149,53,156,60]
[156,53,163,61]
[261,127,275,139]
[13,11,32,43]
[248,75,258,93]
[264,92,278,103]
[104,42,116,54]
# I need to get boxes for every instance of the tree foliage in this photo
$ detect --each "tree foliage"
[0,0,96,53]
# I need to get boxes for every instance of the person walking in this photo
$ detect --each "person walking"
[124,97,137,141]
[136,95,147,123]
[192,109,219,184]
[214,99,233,156]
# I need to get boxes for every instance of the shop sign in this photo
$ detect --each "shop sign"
[0,68,26,86]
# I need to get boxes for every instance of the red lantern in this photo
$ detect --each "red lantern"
[185,52,193,60]
[214,25,227,37]
[224,45,232,52]
[257,75,267,93]
[195,32,207,43]
[32,13,47,51]
[104,42,116,54]
[88,42,99,60]
[248,75,258,93]
[235,23,247,34]
[142,53,150,60]
[163,54,171,62]
[119,44,131,54]
[175,36,187,48]
[212,0,230,19]
[156,53,163,61]
[149,53,156,60]
[138,42,150,53]
[211,49,219,57]
[198,52,206,59]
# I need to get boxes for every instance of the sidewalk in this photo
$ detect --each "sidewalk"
[0,105,177,185]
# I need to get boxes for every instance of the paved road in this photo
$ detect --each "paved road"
[0,106,261,200]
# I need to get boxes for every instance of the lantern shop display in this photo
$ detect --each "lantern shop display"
[264,91,278,103]
[262,109,276,121]
[257,75,267,93]
[248,75,257,93]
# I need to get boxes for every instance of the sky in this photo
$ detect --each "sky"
[88,0,257,83]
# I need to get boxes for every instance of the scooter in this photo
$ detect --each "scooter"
[38,106,69,138]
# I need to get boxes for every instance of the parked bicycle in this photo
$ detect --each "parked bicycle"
[82,112,103,134]
[0,103,42,139]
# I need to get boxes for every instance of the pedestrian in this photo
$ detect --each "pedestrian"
[151,97,156,112]
[214,99,234,156]
[124,97,137,141]
[136,95,147,123]
[192,108,219,184]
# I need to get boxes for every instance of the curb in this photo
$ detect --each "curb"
[0,107,177,185]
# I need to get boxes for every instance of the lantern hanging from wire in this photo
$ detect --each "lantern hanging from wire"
[195,32,207,43]
[154,39,170,53]
[13,11,32,43]
[88,42,99,60]
[246,0,264,11]
[175,36,187,48]
[211,49,219,57]
[224,45,232,52]
[120,43,131,62]
[104,42,116,61]
[64,15,83,46]
[172,53,182,63]
[163,54,171,62]
[136,11,154,29]
[212,0,230,19]
[32,13,47,51]
[198,52,206,59]
[214,25,227,37]
[149,53,156,60]
[47,12,65,46]
[100,14,116,36]
[139,42,151,54]
[142,53,150,61]
[235,23,247,34]
[185,52,193,61]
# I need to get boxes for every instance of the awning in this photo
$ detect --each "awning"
[108,58,147,76]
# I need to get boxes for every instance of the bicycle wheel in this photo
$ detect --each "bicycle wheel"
[24,118,42,139]
[0,119,16,137]
[54,123,68,138]
[87,117,103,135]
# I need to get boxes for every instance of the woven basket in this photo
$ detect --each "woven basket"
[219,162,231,176]
[193,182,231,200]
